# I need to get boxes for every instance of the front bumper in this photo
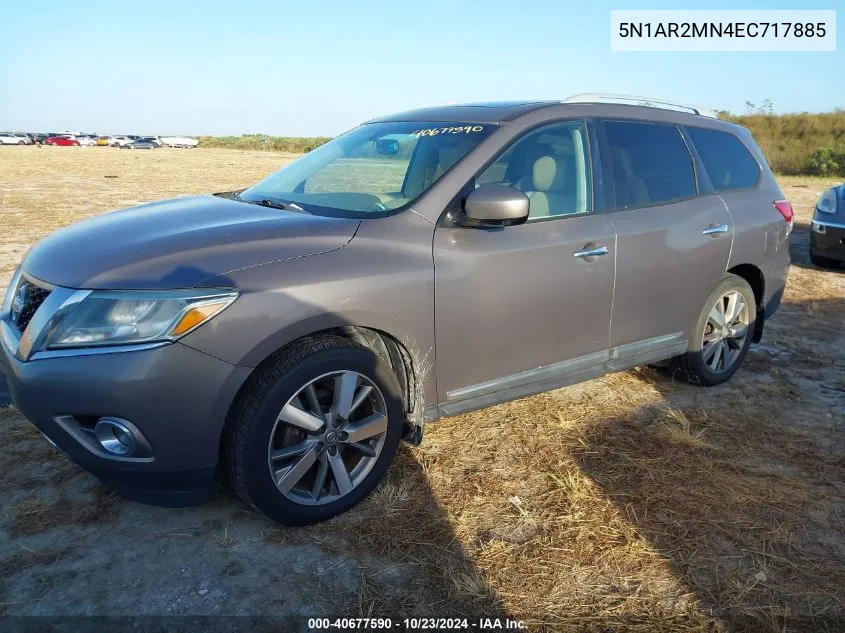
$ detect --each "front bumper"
[811,220,845,262]
[0,335,251,506]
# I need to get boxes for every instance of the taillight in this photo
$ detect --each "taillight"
[774,199,794,223]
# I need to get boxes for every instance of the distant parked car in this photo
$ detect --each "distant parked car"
[123,138,157,150]
[108,136,134,147]
[0,133,29,145]
[96,136,111,146]
[15,134,33,144]
[31,133,53,144]
[45,135,81,146]
[75,135,97,147]
[138,136,162,147]
[810,183,845,268]
[159,135,199,148]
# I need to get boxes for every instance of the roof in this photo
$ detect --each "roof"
[365,101,559,125]
[364,98,730,128]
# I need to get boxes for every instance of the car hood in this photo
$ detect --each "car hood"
[22,195,359,289]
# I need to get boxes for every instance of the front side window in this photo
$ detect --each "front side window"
[686,126,761,191]
[476,121,591,220]
[603,120,696,208]
[240,122,494,216]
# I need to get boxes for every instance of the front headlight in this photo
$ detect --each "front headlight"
[44,289,238,349]
[816,188,837,214]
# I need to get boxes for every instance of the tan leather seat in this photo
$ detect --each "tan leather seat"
[610,146,650,206]
[518,155,577,218]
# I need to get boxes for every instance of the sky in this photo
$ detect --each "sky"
[0,0,841,136]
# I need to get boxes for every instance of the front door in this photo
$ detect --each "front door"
[432,120,617,414]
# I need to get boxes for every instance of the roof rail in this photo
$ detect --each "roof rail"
[563,93,719,119]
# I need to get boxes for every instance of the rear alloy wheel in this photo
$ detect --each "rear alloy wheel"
[669,274,756,386]
[700,290,751,374]
[226,336,404,525]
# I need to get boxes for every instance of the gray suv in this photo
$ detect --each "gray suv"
[0,95,792,525]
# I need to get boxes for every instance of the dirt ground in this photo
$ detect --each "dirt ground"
[0,146,843,632]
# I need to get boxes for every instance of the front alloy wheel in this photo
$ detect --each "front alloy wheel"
[225,335,404,525]
[268,370,388,506]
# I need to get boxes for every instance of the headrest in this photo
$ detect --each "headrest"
[532,156,558,192]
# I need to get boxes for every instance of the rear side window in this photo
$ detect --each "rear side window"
[687,127,760,191]
[603,120,696,208]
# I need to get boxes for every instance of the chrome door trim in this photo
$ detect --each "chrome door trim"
[605,331,687,372]
[434,332,687,419]
[447,349,608,402]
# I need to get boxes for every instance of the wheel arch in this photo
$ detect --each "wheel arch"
[221,325,426,462]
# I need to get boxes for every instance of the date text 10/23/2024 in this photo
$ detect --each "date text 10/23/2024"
[307,617,527,630]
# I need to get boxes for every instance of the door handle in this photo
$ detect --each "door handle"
[702,224,730,236]
[573,244,609,259]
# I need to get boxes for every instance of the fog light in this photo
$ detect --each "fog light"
[94,418,136,456]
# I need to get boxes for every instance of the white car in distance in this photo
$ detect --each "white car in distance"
[159,136,199,148]
[107,136,136,147]
[0,133,31,145]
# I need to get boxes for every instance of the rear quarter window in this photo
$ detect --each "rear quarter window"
[686,127,761,191]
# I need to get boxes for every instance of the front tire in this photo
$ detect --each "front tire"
[225,335,404,525]
[669,274,756,386]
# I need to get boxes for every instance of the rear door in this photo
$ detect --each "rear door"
[433,120,617,413]
[598,119,733,352]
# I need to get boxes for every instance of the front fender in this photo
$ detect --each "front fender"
[181,211,438,406]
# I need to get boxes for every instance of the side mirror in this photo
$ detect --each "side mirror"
[462,184,529,227]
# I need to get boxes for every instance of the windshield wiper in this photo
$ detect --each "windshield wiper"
[253,198,307,213]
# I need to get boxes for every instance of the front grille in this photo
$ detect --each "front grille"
[10,278,51,333]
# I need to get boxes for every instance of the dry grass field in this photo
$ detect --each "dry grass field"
[0,146,843,632]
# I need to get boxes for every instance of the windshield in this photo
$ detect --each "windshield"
[239,121,494,215]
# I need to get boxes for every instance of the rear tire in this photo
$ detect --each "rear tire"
[810,252,840,269]
[224,335,404,525]
[669,274,756,387]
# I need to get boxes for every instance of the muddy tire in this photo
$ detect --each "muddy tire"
[669,274,756,387]
[224,335,404,525]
